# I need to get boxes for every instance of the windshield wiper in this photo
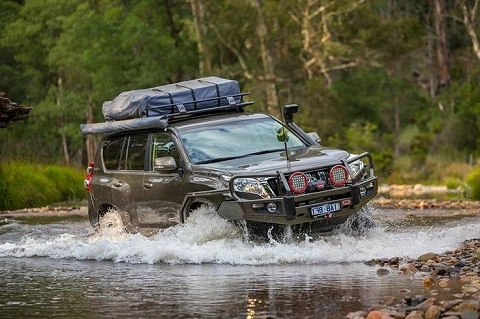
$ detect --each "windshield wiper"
[196,149,284,164]
[242,149,285,156]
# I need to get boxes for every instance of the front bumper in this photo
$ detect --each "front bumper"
[216,176,378,228]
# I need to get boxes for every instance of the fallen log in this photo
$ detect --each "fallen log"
[0,92,32,127]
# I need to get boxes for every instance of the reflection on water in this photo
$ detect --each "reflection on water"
[0,207,479,318]
[0,257,425,319]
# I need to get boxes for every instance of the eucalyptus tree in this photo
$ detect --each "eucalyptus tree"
[1,0,196,165]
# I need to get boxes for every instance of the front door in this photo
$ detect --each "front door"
[140,133,183,228]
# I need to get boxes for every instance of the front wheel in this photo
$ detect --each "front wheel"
[342,206,376,235]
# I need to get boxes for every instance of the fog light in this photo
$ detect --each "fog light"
[266,202,277,213]
[329,165,349,187]
[359,186,367,198]
[288,172,308,194]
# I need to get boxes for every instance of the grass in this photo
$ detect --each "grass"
[0,156,478,211]
[0,162,87,211]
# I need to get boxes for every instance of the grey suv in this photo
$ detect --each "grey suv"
[82,77,378,236]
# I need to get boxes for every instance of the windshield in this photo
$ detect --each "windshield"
[180,117,306,164]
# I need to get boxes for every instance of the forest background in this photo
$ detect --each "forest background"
[1,0,480,208]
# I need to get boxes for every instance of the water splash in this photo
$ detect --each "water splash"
[0,207,478,265]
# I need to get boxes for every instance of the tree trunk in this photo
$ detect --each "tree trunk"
[433,0,450,91]
[393,98,400,158]
[85,94,95,163]
[458,0,480,62]
[251,0,279,117]
[190,0,212,75]
[56,76,70,165]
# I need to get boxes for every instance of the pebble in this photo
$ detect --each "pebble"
[345,239,480,319]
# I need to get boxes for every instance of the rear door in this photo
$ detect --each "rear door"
[108,133,148,226]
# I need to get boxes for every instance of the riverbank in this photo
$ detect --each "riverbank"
[345,186,480,318]
[345,238,480,319]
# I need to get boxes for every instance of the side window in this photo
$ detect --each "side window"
[103,135,125,170]
[151,133,179,170]
[122,133,148,171]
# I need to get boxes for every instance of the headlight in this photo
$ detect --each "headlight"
[233,178,271,199]
[349,159,364,179]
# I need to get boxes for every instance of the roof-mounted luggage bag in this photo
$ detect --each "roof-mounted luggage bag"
[102,76,242,121]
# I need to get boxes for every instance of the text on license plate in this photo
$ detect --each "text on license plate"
[310,202,340,217]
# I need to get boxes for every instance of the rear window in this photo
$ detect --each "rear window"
[102,133,148,170]
[122,133,148,170]
[103,136,124,170]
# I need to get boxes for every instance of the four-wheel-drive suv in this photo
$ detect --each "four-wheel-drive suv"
[81,77,378,236]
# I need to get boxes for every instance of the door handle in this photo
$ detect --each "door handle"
[113,180,124,187]
[144,182,153,189]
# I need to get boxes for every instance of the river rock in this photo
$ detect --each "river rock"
[405,310,423,319]
[377,268,391,276]
[415,298,436,312]
[441,299,464,310]
[366,310,385,319]
[346,310,367,319]
[400,263,419,275]
[424,305,442,319]
[460,310,479,319]
[452,300,480,312]
[418,253,438,263]
[460,309,479,319]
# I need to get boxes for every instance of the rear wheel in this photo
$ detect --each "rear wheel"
[95,206,135,234]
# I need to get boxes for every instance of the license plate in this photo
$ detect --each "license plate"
[310,202,340,217]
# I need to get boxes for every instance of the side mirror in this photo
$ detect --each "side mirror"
[307,132,321,144]
[154,156,178,172]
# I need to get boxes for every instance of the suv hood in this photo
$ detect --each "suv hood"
[195,146,349,175]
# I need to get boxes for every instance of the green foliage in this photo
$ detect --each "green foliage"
[0,162,86,210]
[466,166,480,200]
[0,0,479,189]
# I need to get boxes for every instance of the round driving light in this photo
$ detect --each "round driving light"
[288,172,308,194]
[266,202,277,213]
[329,165,349,187]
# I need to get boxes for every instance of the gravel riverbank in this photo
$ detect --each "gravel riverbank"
[345,194,480,319]
[345,238,480,319]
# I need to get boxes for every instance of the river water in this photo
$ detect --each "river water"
[0,207,479,318]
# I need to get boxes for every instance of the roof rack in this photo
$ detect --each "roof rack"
[146,92,254,120]
[82,76,255,135]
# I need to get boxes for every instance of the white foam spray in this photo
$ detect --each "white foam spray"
[0,207,478,265]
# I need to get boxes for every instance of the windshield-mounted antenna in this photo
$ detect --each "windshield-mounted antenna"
[275,84,291,172]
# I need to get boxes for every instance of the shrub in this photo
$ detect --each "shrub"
[0,162,86,211]
[466,165,480,200]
